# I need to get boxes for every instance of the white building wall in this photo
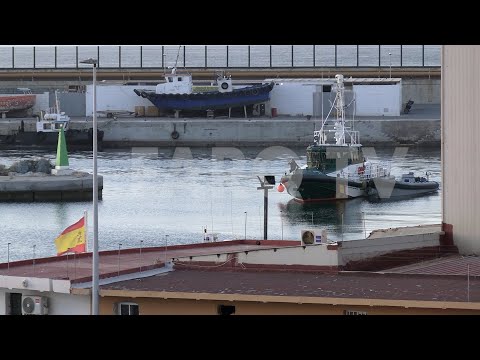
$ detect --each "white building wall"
[442,45,480,254]
[269,83,317,116]
[0,277,90,315]
[32,92,50,113]
[175,245,339,267]
[0,292,6,315]
[237,245,338,266]
[353,84,401,116]
[175,254,229,263]
[339,232,441,265]
[0,289,90,315]
[85,85,156,116]
[47,292,90,315]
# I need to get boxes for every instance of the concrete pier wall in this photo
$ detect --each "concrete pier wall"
[0,117,441,148]
[99,118,441,148]
[0,174,103,202]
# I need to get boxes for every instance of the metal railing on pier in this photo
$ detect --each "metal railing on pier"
[0,45,441,70]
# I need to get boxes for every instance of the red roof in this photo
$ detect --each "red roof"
[0,240,299,282]
[100,268,479,303]
[383,255,480,276]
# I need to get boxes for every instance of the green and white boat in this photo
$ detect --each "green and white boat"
[280,74,390,202]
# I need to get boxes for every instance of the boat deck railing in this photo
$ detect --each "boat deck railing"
[337,161,391,183]
[314,129,360,146]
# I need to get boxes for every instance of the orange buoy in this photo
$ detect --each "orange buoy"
[277,183,285,192]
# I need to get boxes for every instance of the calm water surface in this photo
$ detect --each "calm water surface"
[0,146,441,261]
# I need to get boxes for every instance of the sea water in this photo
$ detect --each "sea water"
[0,146,441,261]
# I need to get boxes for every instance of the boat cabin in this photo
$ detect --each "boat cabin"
[36,118,69,132]
[36,110,70,132]
[155,68,193,95]
[400,172,428,183]
[306,145,364,172]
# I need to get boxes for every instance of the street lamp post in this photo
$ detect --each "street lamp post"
[341,213,344,242]
[165,234,169,266]
[388,52,392,79]
[7,242,10,273]
[280,211,283,240]
[257,176,274,240]
[117,243,122,276]
[362,211,367,239]
[139,240,143,272]
[244,212,247,240]
[32,244,36,274]
[80,57,99,315]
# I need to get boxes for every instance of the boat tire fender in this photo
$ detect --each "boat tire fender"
[141,92,148,98]
[252,88,259,95]
[171,130,180,140]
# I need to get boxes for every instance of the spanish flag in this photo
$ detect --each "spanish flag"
[55,216,86,256]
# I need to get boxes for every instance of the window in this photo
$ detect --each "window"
[218,305,235,315]
[117,302,139,315]
[168,77,173,82]
[177,77,182,81]
[344,310,367,315]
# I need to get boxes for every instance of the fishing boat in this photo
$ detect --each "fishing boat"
[133,46,273,116]
[279,74,390,202]
[134,67,274,115]
[0,90,36,118]
[0,92,104,150]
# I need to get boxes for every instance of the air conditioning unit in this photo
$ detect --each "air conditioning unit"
[22,295,48,315]
[301,229,327,245]
[218,78,232,93]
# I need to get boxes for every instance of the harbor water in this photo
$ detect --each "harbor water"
[0,146,441,262]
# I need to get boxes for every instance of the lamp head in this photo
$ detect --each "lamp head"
[80,58,98,66]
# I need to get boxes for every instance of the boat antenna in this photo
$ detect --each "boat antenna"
[174,45,182,70]
[55,90,61,114]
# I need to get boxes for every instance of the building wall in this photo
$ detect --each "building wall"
[0,292,7,314]
[442,46,480,254]
[269,83,317,116]
[175,244,338,268]
[354,84,401,116]
[99,296,480,315]
[270,81,403,117]
[402,78,440,105]
[85,85,156,116]
[0,289,90,315]
[236,244,338,267]
[32,92,49,114]
[49,92,86,117]
[339,232,441,265]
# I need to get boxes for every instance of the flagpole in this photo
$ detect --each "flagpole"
[84,210,88,252]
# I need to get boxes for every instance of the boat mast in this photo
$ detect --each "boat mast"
[172,45,182,74]
[317,74,348,145]
[333,74,346,145]
[55,90,61,114]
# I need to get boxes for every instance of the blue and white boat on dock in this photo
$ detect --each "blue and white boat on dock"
[133,67,274,116]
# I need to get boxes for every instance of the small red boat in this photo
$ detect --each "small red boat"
[0,94,36,113]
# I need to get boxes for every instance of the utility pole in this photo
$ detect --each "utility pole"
[257,176,274,240]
